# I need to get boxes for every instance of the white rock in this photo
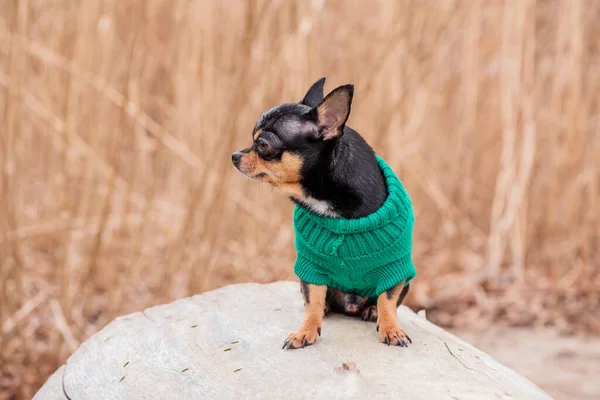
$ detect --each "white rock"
[33,365,66,399]
[35,281,551,400]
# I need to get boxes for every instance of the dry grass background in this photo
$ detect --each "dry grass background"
[0,0,599,398]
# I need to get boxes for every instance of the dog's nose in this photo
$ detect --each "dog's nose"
[232,152,243,165]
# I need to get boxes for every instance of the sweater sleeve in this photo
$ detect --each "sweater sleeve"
[373,255,417,296]
[294,255,330,286]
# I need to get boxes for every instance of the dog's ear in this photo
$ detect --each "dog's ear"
[300,77,326,108]
[313,84,354,141]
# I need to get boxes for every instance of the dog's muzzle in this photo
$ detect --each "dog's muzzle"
[231,151,243,168]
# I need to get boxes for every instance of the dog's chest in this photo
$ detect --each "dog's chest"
[298,197,339,218]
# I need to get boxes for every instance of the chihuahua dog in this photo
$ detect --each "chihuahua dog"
[232,78,414,349]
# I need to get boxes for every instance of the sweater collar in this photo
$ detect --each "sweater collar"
[296,156,411,234]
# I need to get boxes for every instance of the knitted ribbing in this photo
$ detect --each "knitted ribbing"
[293,156,416,298]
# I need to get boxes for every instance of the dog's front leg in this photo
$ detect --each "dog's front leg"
[376,280,412,347]
[283,282,326,350]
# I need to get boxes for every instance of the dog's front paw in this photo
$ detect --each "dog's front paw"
[377,323,412,347]
[361,305,378,322]
[282,325,321,350]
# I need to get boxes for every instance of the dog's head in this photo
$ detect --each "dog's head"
[231,78,354,200]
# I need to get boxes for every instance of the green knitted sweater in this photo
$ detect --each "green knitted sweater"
[293,156,416,299]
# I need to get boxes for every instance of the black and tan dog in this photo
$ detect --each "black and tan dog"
[232,78,413,349]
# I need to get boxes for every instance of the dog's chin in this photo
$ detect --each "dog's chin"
[237,168,268,182]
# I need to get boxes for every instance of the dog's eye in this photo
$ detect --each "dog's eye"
[256,137,269,152]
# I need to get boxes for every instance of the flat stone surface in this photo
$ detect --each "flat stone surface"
[35,281,551,400]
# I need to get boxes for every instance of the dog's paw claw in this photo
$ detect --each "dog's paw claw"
[379,325,411,347]
[283,326,321,350]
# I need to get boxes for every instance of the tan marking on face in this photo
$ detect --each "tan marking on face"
[253,129,263,141]
[236,151,305,199]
